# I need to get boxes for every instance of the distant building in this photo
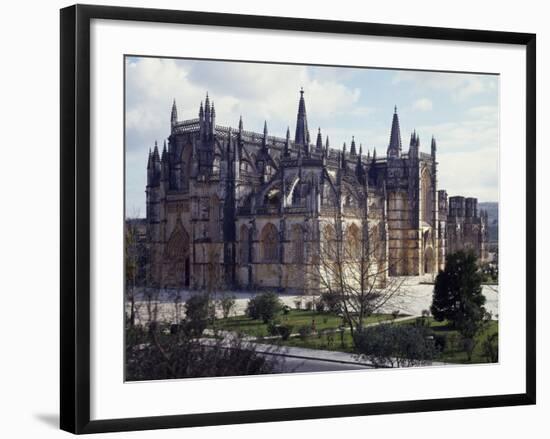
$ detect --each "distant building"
[446,196,489,261]
[142,90,488,292]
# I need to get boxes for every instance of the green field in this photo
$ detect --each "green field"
[210,310,499,364]
[210,309,394,339]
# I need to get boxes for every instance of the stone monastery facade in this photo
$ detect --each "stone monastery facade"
[145,90,488,292]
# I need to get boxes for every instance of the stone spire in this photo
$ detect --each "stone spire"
[171,99,178,127]
[284,126,291,157]
[387,105,402,159]
[294,88,311,151]
[204,92,210,115]
[161,139,168,161]
[325,136,330,157]
[350,136,357,156]
[409,129,419,157]
[147,148,152,169]
[152,140,160,162]
[199,101,204,120]
[262,120,268,149]
[431,135,437,157]
[316,128,323,151]
[342,142,347,169]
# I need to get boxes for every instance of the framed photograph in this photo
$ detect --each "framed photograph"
[60,4,536,434]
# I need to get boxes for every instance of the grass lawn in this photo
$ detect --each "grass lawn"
[210,310,393,339]
[399,317,499,364]
[210,310,498,365]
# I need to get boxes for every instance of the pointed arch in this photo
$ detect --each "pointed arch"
[209,195,221,240]
[163,220,191,287]
[239,224,250,264]
[291,224,305,264]
[346,223,361,259]
[260,223,279,262]
[421,167,433,225]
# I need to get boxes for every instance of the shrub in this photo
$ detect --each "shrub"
[183,294,212,336]
[246,292,283,323]
[294,300,302,310]
[320,291,341,314]
[267,322,293,340]
[315,300,325,313]
[219,294,236,319]
[354,323,436,368]
[434,333,447,353]
[278,325,293,341]
[305,301,313,311]
[126,324,281,380]
[431,251,487,339]
[482,332,499,362]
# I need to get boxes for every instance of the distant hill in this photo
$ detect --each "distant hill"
[479,202,498,243]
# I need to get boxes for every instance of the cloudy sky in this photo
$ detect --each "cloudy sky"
[125,56,499,217]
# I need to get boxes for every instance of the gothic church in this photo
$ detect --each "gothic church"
[145,90,488,292]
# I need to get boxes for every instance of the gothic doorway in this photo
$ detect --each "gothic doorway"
[163,220,191,288]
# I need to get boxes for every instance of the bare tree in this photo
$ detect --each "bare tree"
[302,209,411,342]
[125,217,140,327]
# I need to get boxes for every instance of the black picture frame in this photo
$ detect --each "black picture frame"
[60,4,536,434]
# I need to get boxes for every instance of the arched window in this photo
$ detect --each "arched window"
[260,223,279,262]
[239,225,249,264]
[322,224,336,259]
[346,223,361,259]
[291,224,304,264]
[421,168,433,225]
[209,195,220,240]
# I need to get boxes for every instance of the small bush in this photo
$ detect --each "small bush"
[320,292,341,314]
[267,322,293,340]
[354,323,436,368]
[246,292,283,323]
[184,294,212,336]
[482,332,499,362]
[219,294,236,319]
[305,301,313,311]
[278,325,293,341]
[434,333,447,352]
[315,300,325,313]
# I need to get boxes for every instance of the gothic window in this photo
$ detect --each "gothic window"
[291,224,304,264]
[421,168,433,225]
[260,223,279,262]
[346,223,361,259]
[209,195,220,240]
[322,224,336,259]
[239,225,249,264]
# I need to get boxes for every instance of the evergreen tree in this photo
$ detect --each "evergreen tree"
[431,251,487,339]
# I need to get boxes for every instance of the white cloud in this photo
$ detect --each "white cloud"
[412,98,433,111]
[392,71,497,101]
